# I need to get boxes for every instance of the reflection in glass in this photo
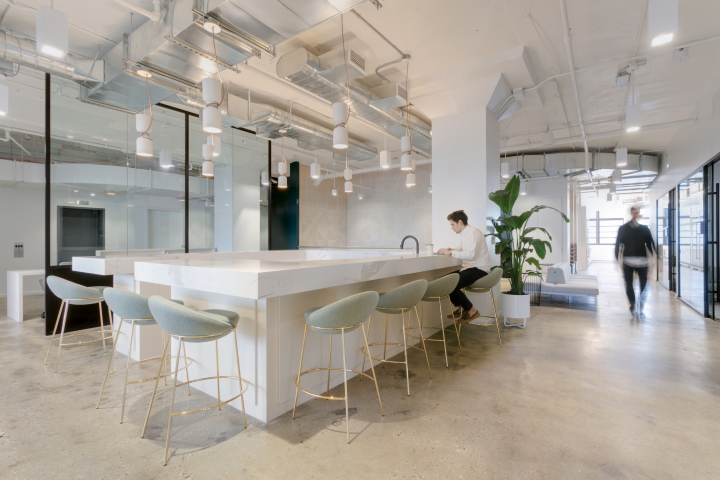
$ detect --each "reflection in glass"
[678,170,704,312]
[656,190,675,291]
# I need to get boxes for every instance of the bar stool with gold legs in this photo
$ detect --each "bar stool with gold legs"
[44,276,113,373]
[361,279,430,396]
[293,291,383,444]
[96,288,191,423]
[461,268,503,346]
[143,296,248,465]
[408,273,462,367]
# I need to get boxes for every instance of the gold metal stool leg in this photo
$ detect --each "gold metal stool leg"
[401,310,410,396]
[97,319,123,409]
[360,317,369,381]
[55,302,70,373]
[341,327,349,444]
[382,314,389,369]
[182,342,191,395]
[44,300,65,365]
[215,340,221,410]
[119,321,136,424]
[437,300,449,367]
[98,303,107,352]
[326,336,333,396]
[491,290,502,346]
[292,325,308,419]
[414,306,432,379]
[448,296,463,354]
[361,322,384,416]
[233,332,248,429]
[141,337,171,438]
[164,338,183,465]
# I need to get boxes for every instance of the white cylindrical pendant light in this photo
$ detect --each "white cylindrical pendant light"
[311,162,321,179]
[607,193,613,202]
[202,77,222,105]
[501,161,509,178]
[333,126,348,149]
[0,84,8,116]
[202,160,214,177]
[405,172,416,187]
[616,147,628,167]
[159,150,172,168]
[278,162,288,176]
[332,102,349,149]
[344,168,352,181]
[612,169,622,183]
[358,193,364,200]
[136,136,153,157]
[345,181,353,193]
[208,135,221,157]
[261,171,269,186]
[542,131,555,146]
[37,5,68,59]
[136,113,152,134]
[609,184,616,194]
[400,153,413,171]
[332,188,338,196]
[202,143,214,160]
[379,150,390,168]
[520,181,527,195]
[203,106,222,134]
[649,0,678,47]
[626,104,641,132]
[400,135,412,153]
[278,175,287,188]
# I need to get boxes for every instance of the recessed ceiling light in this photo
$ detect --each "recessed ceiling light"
[73,189,78,192]
[90,193,95,196]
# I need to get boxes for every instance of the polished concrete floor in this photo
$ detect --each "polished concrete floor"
[2,262,719,479]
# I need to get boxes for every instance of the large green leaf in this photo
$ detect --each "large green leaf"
[529,205,570,223]
[489,175,521,215]
[526,257,541,270]
[502,216,522,230]
[532,240,547,259]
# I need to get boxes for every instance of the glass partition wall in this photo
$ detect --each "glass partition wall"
[656,189,676,292]
[49,76,269,263]
[678,170,704,313]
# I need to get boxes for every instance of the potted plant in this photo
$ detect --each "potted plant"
[487,175,569,326]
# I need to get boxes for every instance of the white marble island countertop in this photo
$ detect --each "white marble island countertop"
[133,251,462,299]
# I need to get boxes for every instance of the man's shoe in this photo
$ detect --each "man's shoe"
[458,311,480,324]
[447,308,462,320]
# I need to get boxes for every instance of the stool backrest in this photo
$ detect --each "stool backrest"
[468,268,503,289]
[148,296,233,338]
[424,273,459,297]
[306,291,379,330]
[377,279,428,309]
[104,288,152,320]
[46,276,103,301]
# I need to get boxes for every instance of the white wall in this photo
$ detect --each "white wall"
[0,186,44,296]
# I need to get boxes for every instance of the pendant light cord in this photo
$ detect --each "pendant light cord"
[341,14,350,170]
[405,62,412,152]
[206,29,225,113]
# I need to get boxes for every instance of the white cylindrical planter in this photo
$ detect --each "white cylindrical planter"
[501,292,530,328]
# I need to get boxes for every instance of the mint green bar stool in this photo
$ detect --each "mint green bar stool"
[293,291,383,444]
[96,288,190,424]
[44,276,113,373]
[361,279,430,396]
[462,268,503,346]
[143,296,249,465]
[410,273,462,368]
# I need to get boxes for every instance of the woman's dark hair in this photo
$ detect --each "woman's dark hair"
[447,210,468,225]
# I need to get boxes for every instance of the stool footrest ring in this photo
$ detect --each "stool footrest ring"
[295,367,376,401]
[151,375,250,417]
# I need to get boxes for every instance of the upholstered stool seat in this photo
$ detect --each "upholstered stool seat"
[44,276,113,373]
[462,268,503,345]
[96,288,189,423]
[293,291,383,443]
[143,297,248,465]
[410,274,462,368]
[360,279,430,396]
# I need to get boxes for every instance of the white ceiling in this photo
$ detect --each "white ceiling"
[2,0,720,167]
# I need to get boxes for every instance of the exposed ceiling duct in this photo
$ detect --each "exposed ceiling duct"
[276,46,432,156]
[0,30,102,87]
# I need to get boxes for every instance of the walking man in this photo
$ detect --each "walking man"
[437,210,491,324]
[615,206,656,319]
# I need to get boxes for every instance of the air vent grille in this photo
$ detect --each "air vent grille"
[349,49,366,73]
[397,84,408,101]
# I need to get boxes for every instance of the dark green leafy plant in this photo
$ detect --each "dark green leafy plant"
[487,175,570,295]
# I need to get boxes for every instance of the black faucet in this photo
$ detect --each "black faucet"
[400,235,419,254]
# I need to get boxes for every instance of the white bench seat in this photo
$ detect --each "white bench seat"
[539,262,599,299]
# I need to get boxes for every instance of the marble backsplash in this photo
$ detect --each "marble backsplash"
[298,164,348,247]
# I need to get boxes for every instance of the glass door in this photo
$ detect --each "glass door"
[656,189,676,291]
[706,161,720,319]
[678,170,704,313]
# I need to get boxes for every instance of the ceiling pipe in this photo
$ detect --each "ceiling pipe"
[316,158,431,184]
[500,118,697,153]
[350,9,410,84]
[559,0,594,193]
[114,0,163,21]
